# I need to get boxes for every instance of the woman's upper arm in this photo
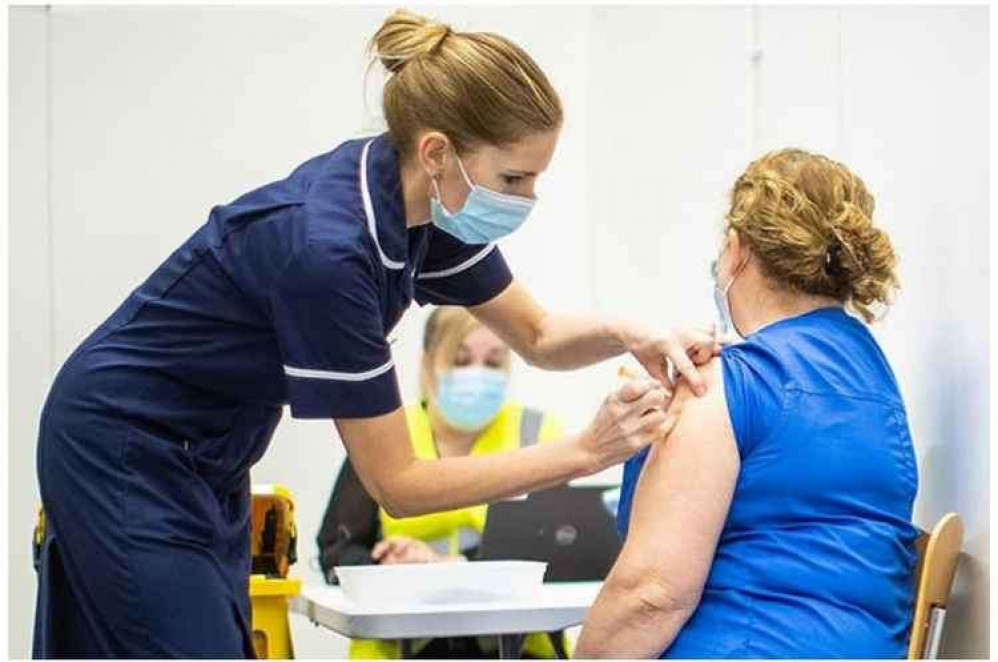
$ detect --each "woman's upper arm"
[612,359,740,603]
[270,244,401,419]
[468,279,546,361]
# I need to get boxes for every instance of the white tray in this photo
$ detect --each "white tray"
[334,560,548,607]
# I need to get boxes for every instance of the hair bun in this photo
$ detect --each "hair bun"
[370,9,452,75]
[726,149,898,323]
[828,200,873,275]
[368,8,563,164]
[824,241,844,278]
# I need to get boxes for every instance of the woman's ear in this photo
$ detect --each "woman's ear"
[726,228,740,255]
[416,131,450,179]
[726,229,750,274]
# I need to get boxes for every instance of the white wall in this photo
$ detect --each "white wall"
[8,5,989,659]
[9,7,52,659]
[834,8,991,656]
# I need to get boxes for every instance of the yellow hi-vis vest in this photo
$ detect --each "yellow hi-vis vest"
[349,401,567,660]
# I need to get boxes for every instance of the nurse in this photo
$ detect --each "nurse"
[33,9,717,658]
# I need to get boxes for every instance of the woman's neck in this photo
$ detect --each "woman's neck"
[400,158,433,229]
[733,272,842,337]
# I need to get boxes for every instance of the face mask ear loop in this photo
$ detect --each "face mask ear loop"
[724,255,749,337]
[431,176,454,216]
[722,266,739,297]
[721,242,748,295]
[455,154,476,190]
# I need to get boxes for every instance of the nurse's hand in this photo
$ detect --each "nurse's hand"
[372,537,442,565]
[628,326,720,396]
[579,378,674,472]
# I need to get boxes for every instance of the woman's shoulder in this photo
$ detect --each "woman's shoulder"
[223,136,369,212]
[723,307,863,387]
[720,334,788,389]
[291,136,370,187]
[717,340,788,459]
[741,307,901,404]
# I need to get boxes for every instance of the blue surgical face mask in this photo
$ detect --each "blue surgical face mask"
[430,155,536,245]
[711,255,742,340]
[435,366,509,432]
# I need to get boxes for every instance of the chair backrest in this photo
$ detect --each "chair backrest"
[907,513,963,659]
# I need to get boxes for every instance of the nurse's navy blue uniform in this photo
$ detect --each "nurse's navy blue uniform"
[33,134,513,658]
[617,307,919,658]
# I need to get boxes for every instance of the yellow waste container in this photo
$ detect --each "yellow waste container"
[250,484,300,659]
[249,574,301,659]
[33,486,302,658]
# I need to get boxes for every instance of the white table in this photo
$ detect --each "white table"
[291,582,603,659]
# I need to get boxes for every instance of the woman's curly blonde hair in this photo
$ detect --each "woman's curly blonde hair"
[726,149,899,322]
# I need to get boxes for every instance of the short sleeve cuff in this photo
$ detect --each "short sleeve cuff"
[285,364,401,419]
[414,245,513,306]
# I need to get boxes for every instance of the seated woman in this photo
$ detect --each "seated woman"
[576,149,919,658]
[318,305,569,659]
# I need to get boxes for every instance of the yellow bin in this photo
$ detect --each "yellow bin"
[250,483,301,659]
[249,572,301,658]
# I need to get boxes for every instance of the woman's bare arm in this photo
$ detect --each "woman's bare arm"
[575,360,740,658]
[335,378,670,518]
[469,280,716,394]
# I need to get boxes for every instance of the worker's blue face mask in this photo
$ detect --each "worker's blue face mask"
[430,155,536,245]
[711,244,744,340]
[435,366,509,432]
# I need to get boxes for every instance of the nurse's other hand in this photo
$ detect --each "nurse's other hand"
[629,326,719,396]
[372,537,441,565]
[579,378,672,473]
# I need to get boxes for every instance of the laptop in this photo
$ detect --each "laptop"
[478,484,622,582]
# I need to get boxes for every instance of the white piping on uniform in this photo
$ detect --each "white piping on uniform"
[359,140,405,271]
[416,243,496,280]
[283,358,395,382]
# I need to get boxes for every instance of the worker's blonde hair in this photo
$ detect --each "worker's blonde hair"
[369,9,563,160]
[726,149,899,322]
[419,307,508,401]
